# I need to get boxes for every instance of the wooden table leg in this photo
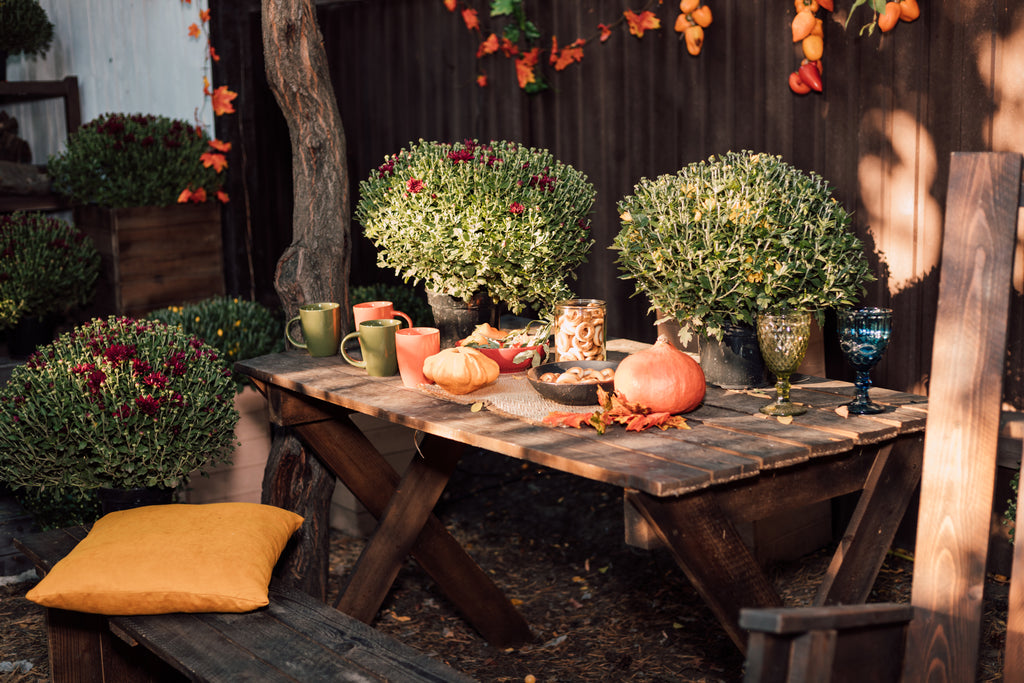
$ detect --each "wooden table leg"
[292,411,533,647]
[337,434,462,621]
[625,489,784,653]
[814,434,924,606]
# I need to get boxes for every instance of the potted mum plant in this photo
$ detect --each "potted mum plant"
[0,211,100,357]
[0,0,54,81]
[46,113,229,316]
[613,150,874,388]
[0,316,239,519]
[355,139,596,346]
[147,297,284,504]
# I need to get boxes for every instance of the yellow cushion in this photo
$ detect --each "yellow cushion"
[26,502,304,615]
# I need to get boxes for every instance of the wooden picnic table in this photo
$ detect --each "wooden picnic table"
[236,339,927,654]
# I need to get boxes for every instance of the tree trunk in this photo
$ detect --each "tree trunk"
[262,0,350,330]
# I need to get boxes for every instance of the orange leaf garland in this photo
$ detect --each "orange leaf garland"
[211,86,237,116]
[624,9,660,38]
[209,138,231,152]
[598,23,613,42]
[477,33,499,57]
[550,38,584,71]
[188,23,201,38]
[462,7,480,31]
[443,0,456,10]
[515,47,540,89]
[200,152,228,173]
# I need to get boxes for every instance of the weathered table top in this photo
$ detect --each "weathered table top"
[237,341,927,499]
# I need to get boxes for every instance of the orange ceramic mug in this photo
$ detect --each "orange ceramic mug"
[352,301,413,328]
[395,327,441,388]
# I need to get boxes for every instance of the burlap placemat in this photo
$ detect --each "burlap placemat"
[416,373,597,424]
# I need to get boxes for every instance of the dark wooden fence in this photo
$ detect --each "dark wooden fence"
[211,0,1024,406]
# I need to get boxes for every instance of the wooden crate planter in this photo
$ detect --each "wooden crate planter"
[75,203,225,317]
[182,387,271,505]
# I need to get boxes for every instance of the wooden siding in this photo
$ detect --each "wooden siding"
[59,0,1024,408]
[3,0,212,164]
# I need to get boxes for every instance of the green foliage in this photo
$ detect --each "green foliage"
[0,0,54,58]
[350,283,434,327]
[0,212,100,329]
[47,113,224,208]
[147,297,285,393]
[0,316,239,492]
[13,486,101,530]
[613,150,875,345]
[355,139,596,315]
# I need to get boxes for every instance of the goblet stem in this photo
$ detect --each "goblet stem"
[847,368,884,414]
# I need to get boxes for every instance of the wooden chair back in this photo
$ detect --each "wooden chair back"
[740,151,1024,682]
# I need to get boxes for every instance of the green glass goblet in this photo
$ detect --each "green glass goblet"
[756,310,812,417]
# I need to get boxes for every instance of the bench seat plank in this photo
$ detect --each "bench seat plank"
[112,586,473,683]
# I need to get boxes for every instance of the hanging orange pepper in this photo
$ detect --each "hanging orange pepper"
[684,25,704,55]
[794,0,819,13]
[691,4,713,28]
[679,0,699,13]
[675,13,695,32]
[792,10,816,42]
[878,2,901,31]
[802,34,824,61]
[898,0,920,21]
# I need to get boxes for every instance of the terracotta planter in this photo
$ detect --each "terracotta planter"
[74,203,225,318]
[182,386,271,504]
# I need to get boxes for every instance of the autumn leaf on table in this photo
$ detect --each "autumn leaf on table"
[624,10,661,38]
[543,386,690,434]
[543,412,594,429]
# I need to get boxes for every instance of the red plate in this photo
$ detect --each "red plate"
[474,345,545,373]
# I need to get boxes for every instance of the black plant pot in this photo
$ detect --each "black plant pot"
[426,289,496,350]
[98,486,174,515]
[697,322,771,389]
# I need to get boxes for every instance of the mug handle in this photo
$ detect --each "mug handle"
[393,310,414,328]
[339,331,366,368]
[285,316,307,349]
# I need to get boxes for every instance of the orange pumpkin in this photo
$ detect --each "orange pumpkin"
[423,346,500,395]
[613,336,706,414]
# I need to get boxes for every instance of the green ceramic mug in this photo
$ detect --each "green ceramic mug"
[340,319,400,376]
[285,303,342,357]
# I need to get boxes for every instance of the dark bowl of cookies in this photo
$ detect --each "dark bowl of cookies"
[526,360,619,406]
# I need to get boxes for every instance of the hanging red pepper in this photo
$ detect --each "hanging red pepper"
[798,60,823,92]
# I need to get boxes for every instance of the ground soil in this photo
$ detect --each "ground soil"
[0,449,1011,681]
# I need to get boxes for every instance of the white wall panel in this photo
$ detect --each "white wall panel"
[4,0,212,164]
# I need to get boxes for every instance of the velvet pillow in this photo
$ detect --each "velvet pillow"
[26,502,304,615]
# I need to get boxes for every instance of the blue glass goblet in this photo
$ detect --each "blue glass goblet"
[756,310,812,417]
[837,307,893,414]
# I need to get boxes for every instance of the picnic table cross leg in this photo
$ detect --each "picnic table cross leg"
[265,387,532,647]
[625,489,784,653]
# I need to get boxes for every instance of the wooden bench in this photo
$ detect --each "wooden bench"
[16,526,474,683]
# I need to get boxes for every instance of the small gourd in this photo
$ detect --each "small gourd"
[613,335,706,414]
[423,346,500,395]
